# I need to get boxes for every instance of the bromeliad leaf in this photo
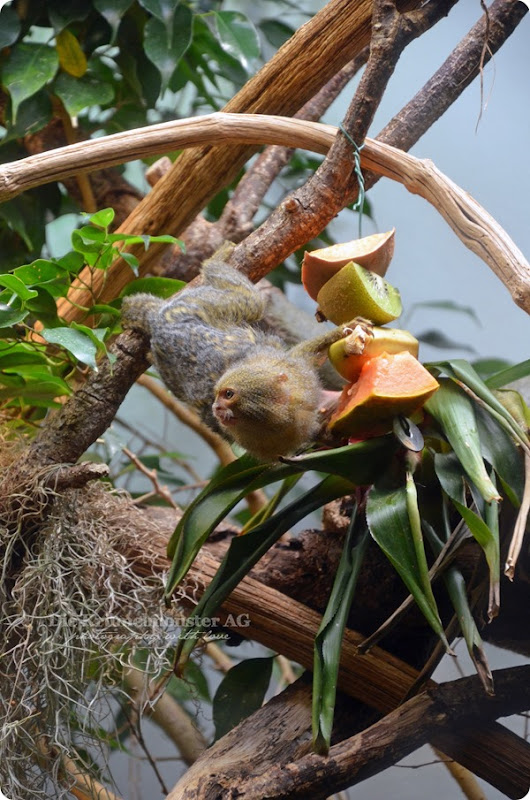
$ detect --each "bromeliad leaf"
[423,521,493,694]
[366,481,449,649]
[425,379,500,504]
[174,474,354,669]
[313,506,369,754]
[165,454,300,594]
[281,437,396,485]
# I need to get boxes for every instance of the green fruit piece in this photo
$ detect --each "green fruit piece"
[328,326,419,382]
[317,261,402,325]
[302,228,395,301]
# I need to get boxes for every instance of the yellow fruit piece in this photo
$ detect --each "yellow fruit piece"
[329,326,419,382]
[317,261,402,325]
[328,351,439,438]
[302,229,395,301]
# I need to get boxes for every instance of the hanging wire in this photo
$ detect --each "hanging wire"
[339,124,366,238]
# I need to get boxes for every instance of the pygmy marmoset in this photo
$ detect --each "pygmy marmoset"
[121,259,369,461]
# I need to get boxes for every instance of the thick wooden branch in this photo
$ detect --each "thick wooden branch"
[173,666,530,799]
[166,547,530,798]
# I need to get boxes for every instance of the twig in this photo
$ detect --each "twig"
[124,667,207,766]
[122,445,180,510]
[204,642,234,673]
[431,746,488,800]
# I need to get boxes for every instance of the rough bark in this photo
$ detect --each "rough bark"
[169,667,530,799]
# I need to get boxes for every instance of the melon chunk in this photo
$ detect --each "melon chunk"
[328,351,439,438]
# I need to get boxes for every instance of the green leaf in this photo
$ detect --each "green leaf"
[422,521,493,694]
[138,0,179,25]
[165,454,300,593]
[474,403,524,506]
[313,508,369,754]
[42,327,99,370]
[485,358,530,390]
[48,0,92,32]
[3,44,59,122]
[281,438,396,485]
[9,91,53,138]
[213,11,260,71]
[121,277,185,299]
[431,359,530,451]
[0,306,28,328]
[14,259,67,285]
[213,657,274,740]
[144,5,193,90]
[88,207,115,228]
[53,71,115,117]
[0,275,38,303]
[366,482,449,648]
[425,378,501,503]
[94,0,134,40]
[0,6,21,51]
[259,19,295,48]
[174,474,353,668]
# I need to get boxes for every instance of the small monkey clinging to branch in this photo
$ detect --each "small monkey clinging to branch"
[121,258,368,461]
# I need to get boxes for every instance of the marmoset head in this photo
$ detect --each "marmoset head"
[212,352,322,462]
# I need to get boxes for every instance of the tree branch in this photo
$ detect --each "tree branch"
[194,666,530,800]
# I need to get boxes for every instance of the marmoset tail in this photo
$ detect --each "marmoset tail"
[121,258,371,461]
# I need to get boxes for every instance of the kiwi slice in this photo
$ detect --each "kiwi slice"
[317,261,402,325]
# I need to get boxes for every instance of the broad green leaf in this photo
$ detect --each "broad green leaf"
[423,521,493,694]
[48,0,91,32]
[0,200,35,249]
[138,0,179,25]
[425,379,500,503]
[281,437,396,485]
[144,6,193,90]
[472,358,511,381]
[174,474,353,667]
[56,29,87,78]
[88,208,115,228]
[485,358,530,389]
[0,275,38,303]
[3,44,59,121]
[313,508,368,754]
[0,306,28,328]
[42,327,99,370]
[213,657,274,740]
[0,5,21,50]
[121,277,185,299]
[366,482,448,647]
[71,226,107,254]
[94,0,134,40]
[14,259,67,285]
[0,370,71,400]
[53,71,115,117]
[259,19,295,48]
[213,11,260,70]
[8,91,52,138]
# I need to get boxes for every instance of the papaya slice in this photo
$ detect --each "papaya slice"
[328,351,439,438]
[329,326,419,383]
[302,229,395,301]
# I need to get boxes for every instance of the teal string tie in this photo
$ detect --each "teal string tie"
[339,124,365,238]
